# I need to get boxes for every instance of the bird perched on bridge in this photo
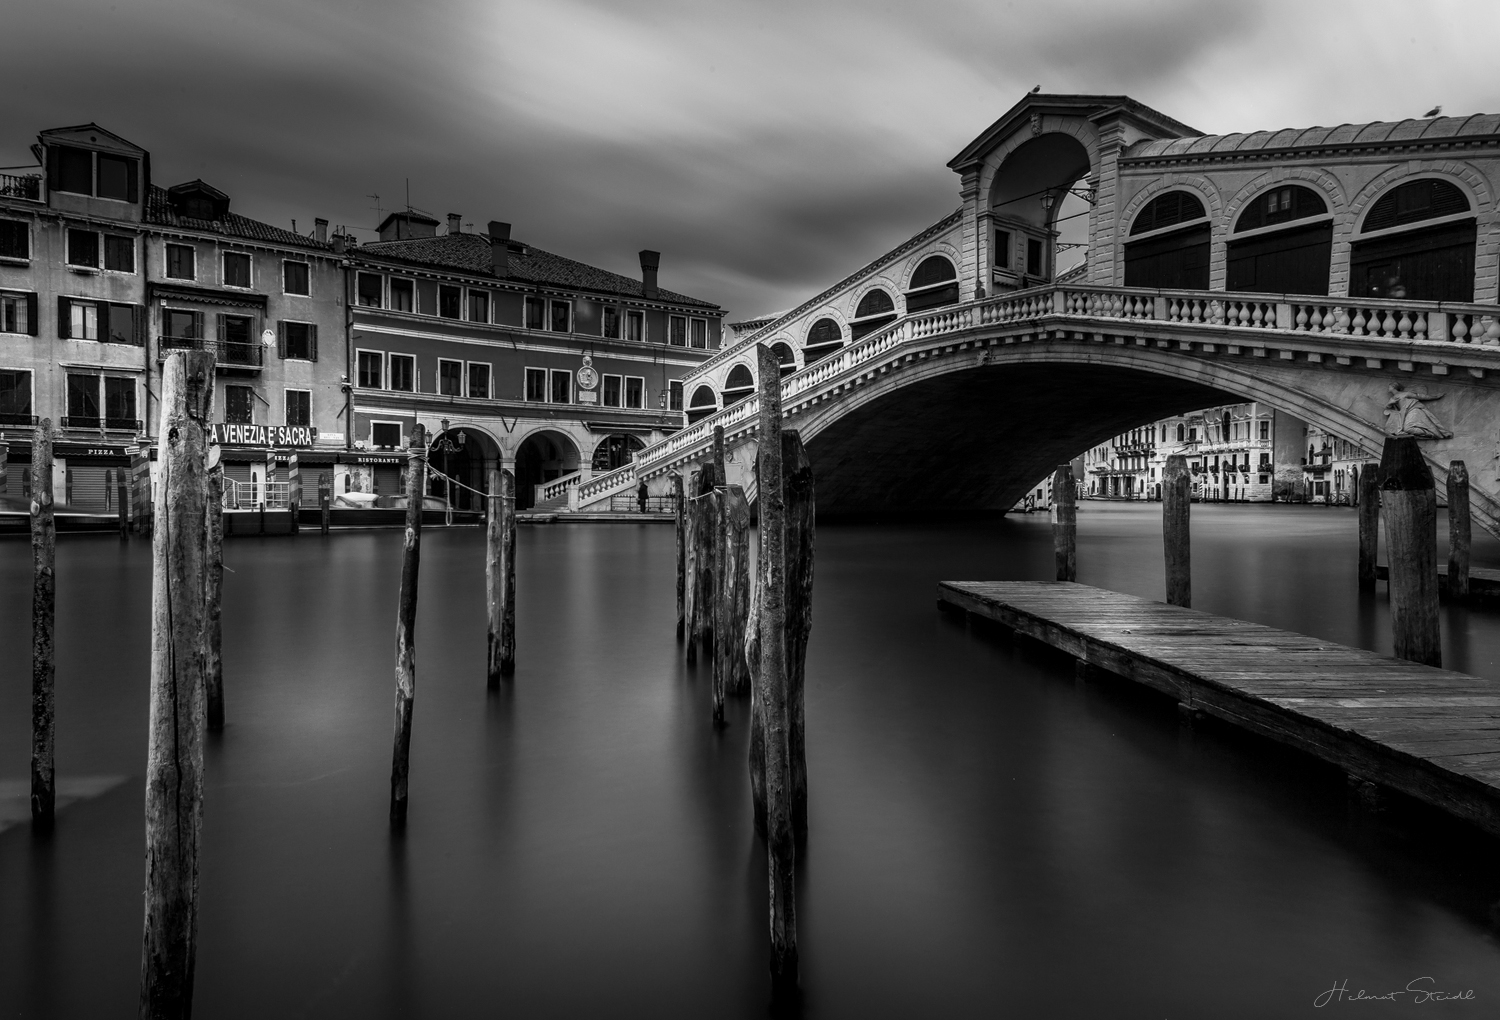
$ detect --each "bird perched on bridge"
[1031,85,1041,94]
[1423,105,1442,118]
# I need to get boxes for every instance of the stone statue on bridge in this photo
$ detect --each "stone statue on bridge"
[1384,383,1453,440]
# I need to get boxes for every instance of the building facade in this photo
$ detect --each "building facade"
[346,214,724,509]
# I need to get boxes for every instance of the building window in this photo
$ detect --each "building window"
[67,373,100,425]
[722,364,755,405]
[162,308,201,343]
[524,297,544,330]
[50,146,138,201]
[468,363,490,399]
[603,306,621,339]
[279,321,316,361]
[550,369,572,404]
[690,318,707,349]
[669,380,683,411]
[223,385,254,424]
[389,354,415,392]
[371,422,402,449]
[285,389,311,427]
[995,230,1011,270]
[96,153,134,201]
[468,290,489,323]
[67,229,99,268]
[0,370,33,424]
[803,317,843,364]
[416,280,437,315]
[389,278,414,312]
[905,255,959,312]
[356,272,383,307]
[851,289,897,341]
[283,260,310,296]
[602,374,622,407]
[224,252,252,288]
[219,315,252,364]
[550,300,572,333]
[525,368,547,402]
[439,359,463,396]
[625,376,644,409]
[1259,421,1269,441]
[1,291,37,335]
[439,285,462,319]
[1026,238,1043,277]
[105,377,136,427]
[0,219,29,260]
[103,235,134,273]
[669,315,687,346]
[626,310,644,342]
[55,147,93,194]
[69,300,100,341]
[106,303,137,345]
[357,350,383,388]
[166,244,195,280]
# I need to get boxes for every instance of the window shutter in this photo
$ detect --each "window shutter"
[57,296,71,339]
[276,321,286,359]
[309,323,318,362]
[193,311,204,340]
[26,293,38,336]
[216,313,226,349]
[132,304,144,346]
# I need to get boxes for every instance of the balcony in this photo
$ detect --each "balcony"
[0,411,38,428]
[0,173,41,202]
[61,416,142,433]
[159,335,263,370]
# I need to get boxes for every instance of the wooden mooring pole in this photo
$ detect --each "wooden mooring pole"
[1052,462,1076,582]
[782,431,814,831]
[673,472,685,642]
[390,425,426,829]
[718,484,752,702]
[288,453,300,536]
[140,350,214,1019]
[753,342,797,993]
[1357,461,1380,592]
[1381,437,1440,667]
[684,471,699,663]
[0,433,8,495]
[118,470,130,539]
[205,463,225,731]
[319,472,331,535]
[487,467,516,686]
[1163,454,1190,608]
[31,420,56,824]
[1447,460,1470,602]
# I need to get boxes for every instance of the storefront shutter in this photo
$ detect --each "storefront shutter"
[67,465,111,512]
[57,296,71,339]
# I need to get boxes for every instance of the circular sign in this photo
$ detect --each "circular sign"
[576,355,599,390]
[261,328,276,348]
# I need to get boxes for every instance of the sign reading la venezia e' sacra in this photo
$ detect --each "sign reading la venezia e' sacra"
[213,424,318,448]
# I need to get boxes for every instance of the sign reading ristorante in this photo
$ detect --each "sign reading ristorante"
[212,424,318,448]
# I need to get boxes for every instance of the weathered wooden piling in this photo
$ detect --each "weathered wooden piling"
[205,463,225,731]
[718,484,752,701]
[1357,462,1380,591]
[713,425,726,486]
[140,350,214,1019]
[1380,437,1440,667]
[1163,454,1190,608]
[752,343,797,993]
[118,470,130,539]
[319,472,331,535]
[486,467,516,686]
[1052,462,1076,582]
[1447,460,1470,601]
[684,471,700,663]
[0,434,8,493]
[31,421,56,823]
[687,465,719,666]
[389,424,427,829]
[288,453,300,536]
[673,472,685,641]
[781,431,814,831]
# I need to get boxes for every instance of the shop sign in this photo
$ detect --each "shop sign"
[53,443,130,459]
[213,424,318,448]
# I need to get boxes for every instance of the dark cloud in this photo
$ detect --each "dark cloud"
[3,0,1496,318]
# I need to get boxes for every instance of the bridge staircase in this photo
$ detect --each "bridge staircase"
[560,282,1500,531]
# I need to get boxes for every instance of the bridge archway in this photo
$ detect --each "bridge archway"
[988,132,1092,289]
[426,425,501,511]
[591,433,645,472]
[1350,177,1477,301]
[514,429,580,509]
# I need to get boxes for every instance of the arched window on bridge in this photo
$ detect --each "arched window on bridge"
[687,384,717,424]
[850,288,897,340]
[1123,191,1209,290]
[720,363,755,406]
[1227,185,1332,296]
[771,342,797,377]
[1176,423,1185,442]
[802,317,844,365]
[1350,178,1475,301]
[904,255,959,313]
[591,433,645,471]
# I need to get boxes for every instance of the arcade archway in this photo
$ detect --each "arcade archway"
[515,429,581,509]
[426,426,502,511]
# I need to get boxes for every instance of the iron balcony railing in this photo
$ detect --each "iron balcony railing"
[60,416,142,432]
[159,335,264,368]
[0,173,41,201]
[0,411,39,427]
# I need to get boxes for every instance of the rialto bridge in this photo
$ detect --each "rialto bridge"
[556,92,1500,530]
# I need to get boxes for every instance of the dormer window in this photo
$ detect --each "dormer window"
[49,145,139,202]
[165,181,231,222]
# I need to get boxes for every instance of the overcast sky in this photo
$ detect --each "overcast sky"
[4,0,1496,319]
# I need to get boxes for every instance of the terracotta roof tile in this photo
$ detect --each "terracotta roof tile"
[145,185,332,253]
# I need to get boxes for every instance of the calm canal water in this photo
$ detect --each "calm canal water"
[2,503,1499,1018]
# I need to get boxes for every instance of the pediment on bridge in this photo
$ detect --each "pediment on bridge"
[948,93,1199,175]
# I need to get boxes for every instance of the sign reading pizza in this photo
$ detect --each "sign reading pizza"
[212,424,318,448]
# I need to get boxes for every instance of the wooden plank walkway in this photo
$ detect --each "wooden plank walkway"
[937,581,1500,838]
[1375,562,1500,598]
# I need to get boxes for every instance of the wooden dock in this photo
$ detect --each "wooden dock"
[1375,563,1500,599]
[937,581,1500,839]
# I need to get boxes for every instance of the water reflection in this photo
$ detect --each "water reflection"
[0,504,1497,1017]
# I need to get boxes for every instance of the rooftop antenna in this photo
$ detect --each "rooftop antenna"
[368,193,383,224]
[406,178,411,213]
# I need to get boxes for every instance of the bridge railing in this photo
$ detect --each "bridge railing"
[572,283,1500,509]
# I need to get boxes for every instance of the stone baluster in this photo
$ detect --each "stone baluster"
[1350,308,1366,336]
[1483,316,1500,345]
[1451,314,1469,343]
[1397,310,1413,339]
[1380,310,1397,337]
[1250,303,1264,328]
[1294,306,1308,331]
[1412,312,1428,340]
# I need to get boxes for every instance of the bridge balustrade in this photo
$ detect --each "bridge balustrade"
[571,284,1500,510]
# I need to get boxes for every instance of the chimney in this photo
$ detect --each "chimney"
[487,221,511,278]
[314,217,328,243]
[639,250,660,300]
[447,213,462,235]
[332,234,346,255]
